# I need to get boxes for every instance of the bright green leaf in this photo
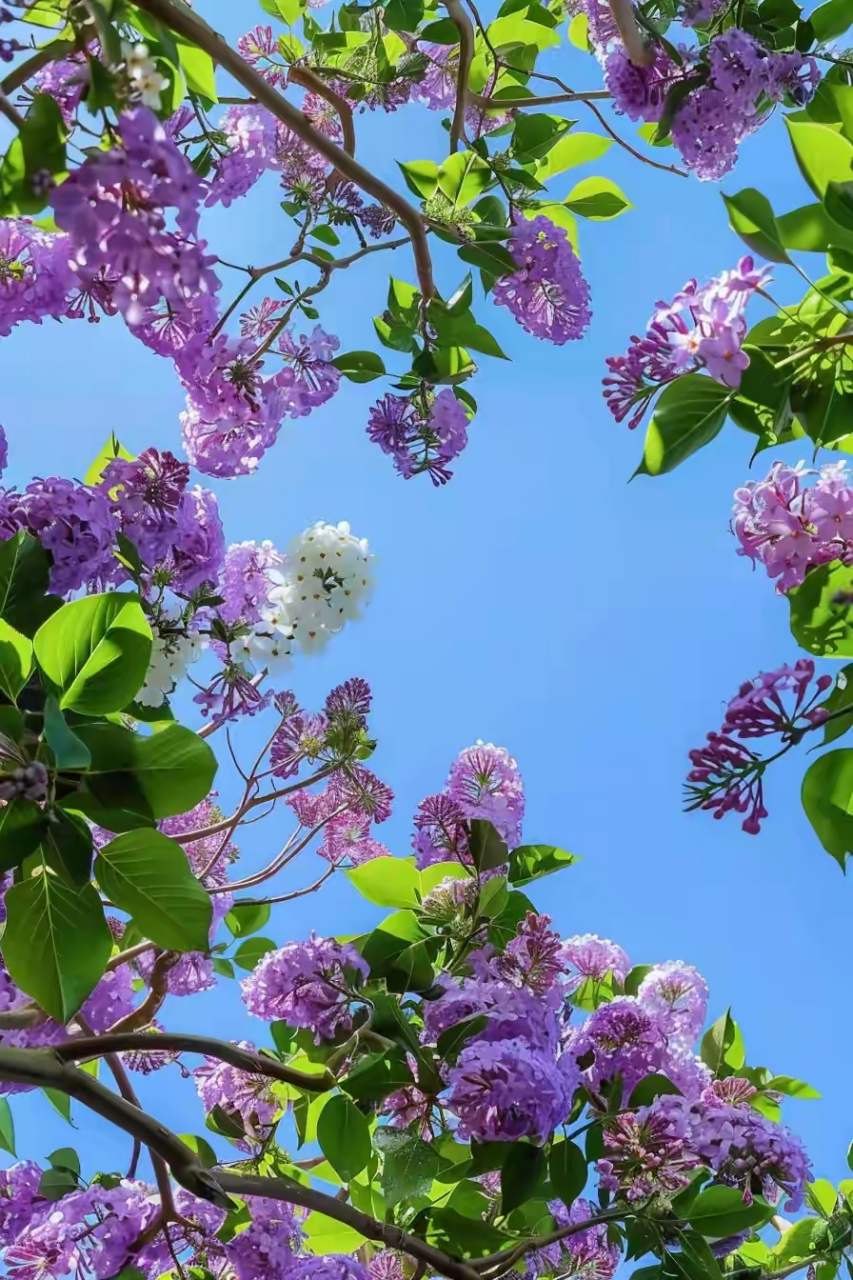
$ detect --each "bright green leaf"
[95,829,213,951]
[636,375,733,477]
[346,857,421,908]
[317,1095,372,1182]
[34,594,152,715]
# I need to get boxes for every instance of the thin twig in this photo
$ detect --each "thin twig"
[131,0,434,298]
[607,0,652,64]
[289,64,355,189]
[167,763,338,845]
[0,90,25,129]
[237,863,335,906]
[468,88,611,108]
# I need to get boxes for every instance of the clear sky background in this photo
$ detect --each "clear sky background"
[3,0,849,1205]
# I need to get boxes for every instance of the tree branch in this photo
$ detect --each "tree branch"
[607,0,652,65]
[54,1032,335,1092]
[0,90,25,129]
[167,763,338,845]
[443,0,475,153]
[468,89,611,108]
[471,1208,628,1276]
[289,64,355,189]
[214,1171,484,1280]
[130,0,434,298]
[0,1047,232,1207]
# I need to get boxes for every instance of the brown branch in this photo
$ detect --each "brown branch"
[130,0,434,298]
[106,939,157,971]
[471,1208,628,1276]
[289,64,355,190]
[607,0,652,65]
[214,1171,483,1280]
[583,97,687,177]
[0,1004,45,1030]
[54,1032,335,1092]
[0,90,25,129]
[236,863,335,906]
[168,763,338,845]
[0,1047,232,1206]
[444,0,474,153]
[106,951,178,1033]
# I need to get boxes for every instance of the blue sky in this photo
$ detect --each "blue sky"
[3,0,850,1203]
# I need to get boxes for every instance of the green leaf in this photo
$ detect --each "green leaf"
[765,1075,821,1099]
[468,819,508,872]
[665,1233,725,1280]
[508,843,577,885]
[788,562,853,657]
[722,188,791,264]
[687,1187,773,1237]
[565,176,631,220]
[777,202,853,252]
[456,240,518,280]
[177,40,217,99]
[178,1134,218,1168]
[0,94,66,217]
[0,532,53,637]
[825,179,853,231]
[48,1146,80,1174]
[340,1046,415,1103]
[785,119,853,199]
[317,1094,372,1182]
[512,113,574,161]
[83,436,135,488]
[41,809,94,887]
[225,902,271,937]
[809,0,853,40]
[302,1212,368,1255]
[437,151,493,206]
[549,1139,587,1208]
[397,158,439,198]
[95,829,213,951]
[0,1098,14,1155]
[802,748,853,868]
[43,696,91,771]
[72,722,217,826]
[635,375,733,477]
[623,964,654,997]
[0,800,48,872]
[34,593,152,715]
[38,1166,79,1200]
[535,132,612,181]
[628,1073,682,1107]
[346,857,421,908]
[486,12,561,50]
[233,937,277,970]
[332,351,386,383]
[3,873,111,1021]
[427,1207,512,1258]
[700,1010,745,1076]
[500,1143,544,1214]
[488,889,536,949]
[374,1126,440,1206]
[768,1218,819,1266]
[384,0,424,30]
[0,620,32,703]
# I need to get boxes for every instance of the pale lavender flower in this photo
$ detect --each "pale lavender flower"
[193,1040,278,1139]
[446,741,524,847]
[226,1195,302,1280]
[561,934,631,990]
[241,934,369,1041]
[492,912,565,995]
[277,325,341,409]
[422,975,561,1053]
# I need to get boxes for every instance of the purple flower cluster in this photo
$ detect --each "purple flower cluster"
[413,740,525,868]
[605,43,680,123]
[228,1195,303,1280]
[237,25,287,86]
[207,105,280,207]
[417,45,459,110]
[193,1040,279,1142]
[601,1082,811,1210]
[0,219,74,338]
[561,934,632,991]
[528,1199,621,1279]
[50,107,219,326]
[241,933,369,1041]
[687,659,830,833]
[733,459,853,592]
[493,216,591,345]
[489,911,565,995]
[446,1037,577,1142]
[604,256,770,429]
[0,476,117,595]
[367,388,470,485]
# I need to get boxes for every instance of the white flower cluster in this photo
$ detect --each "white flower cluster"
[237,521,377,670]
[121,42,168,110]
[137,628,204,708]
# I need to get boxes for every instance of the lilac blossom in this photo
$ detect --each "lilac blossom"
[207,106,279,207]
[490,911,565,995]
[0,219,74,337]
[598,1106,703,1202]
[32,53,89,123]
[493,216,591,346]
[101,446,190,570]
[80,965,136,1032]
[241,297,285,340]
[561,934,631,990]
[277,325,341,409]
[226,1195,302,1280]
[568,998,666,1099]
[368,1252,407,1280]
[325,676,372,727]
[51,107,219,327]
[168,484,226,592]
[291,1258,370,1280]
[241,934,369,1041]
[636,961,708,1045]
[318,812,391,865]
[219,539,282,627]
[604,256,771,429]
[0,476,117,595]
[237,25,286,86]
[686,659,831,834]
[605,44,682,122]
[193,1040,278,1140]
[413,793,470,868]
[418,44,459,110]
[446,1037,576,1142]
[367,388,470,484]
[447,741,524,847]
[732,460,853,592]
[423,974,561,1052]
